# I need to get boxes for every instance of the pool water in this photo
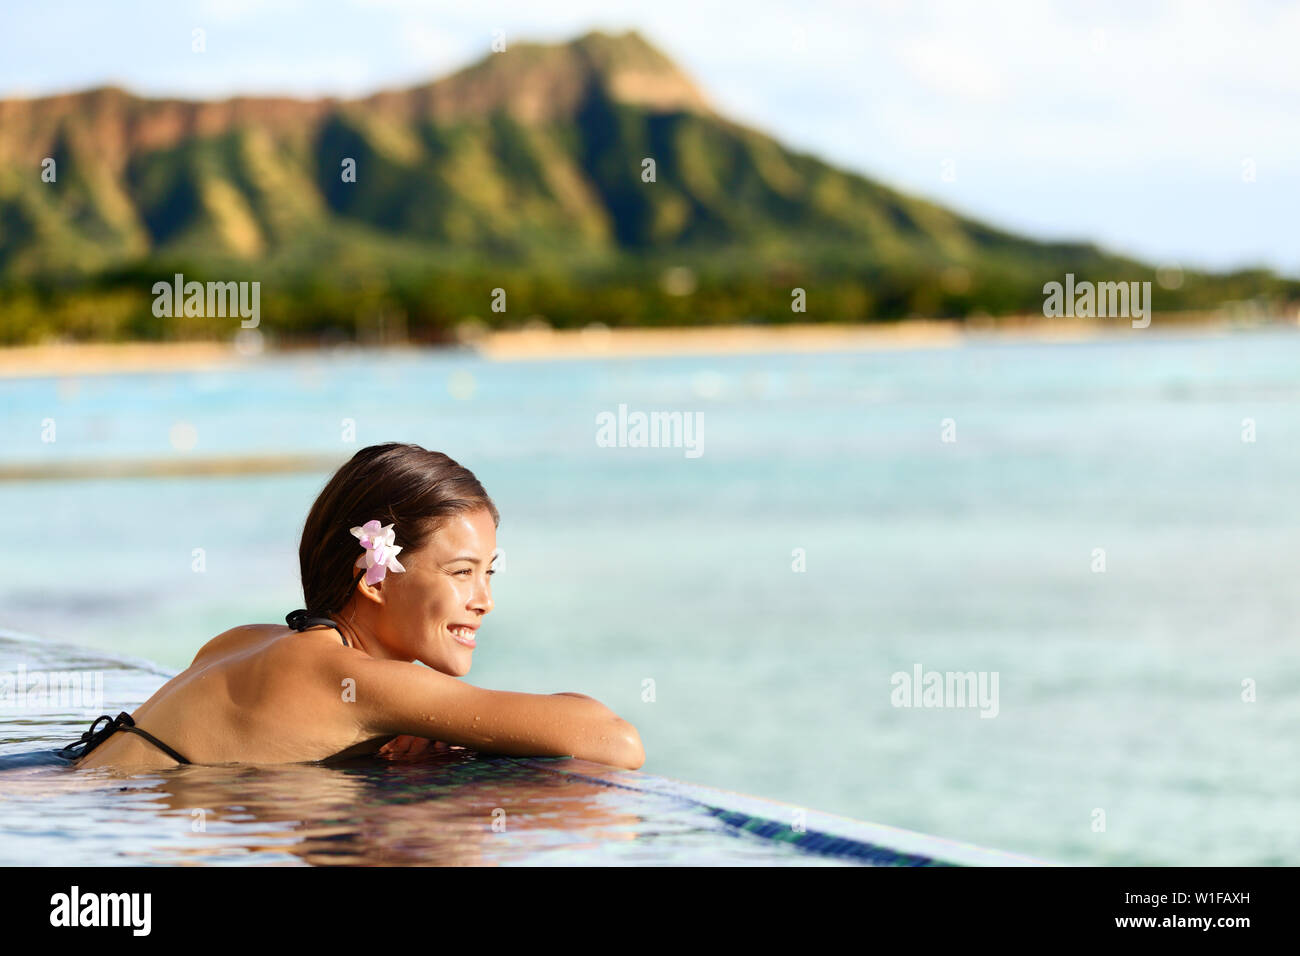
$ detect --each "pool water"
[0,630,1037,866]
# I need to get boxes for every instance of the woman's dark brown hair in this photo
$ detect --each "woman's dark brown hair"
[295,443,499,616]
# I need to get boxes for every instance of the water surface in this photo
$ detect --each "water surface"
[1,326,1297,864]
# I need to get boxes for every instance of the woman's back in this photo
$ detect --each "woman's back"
[76,625,381,770]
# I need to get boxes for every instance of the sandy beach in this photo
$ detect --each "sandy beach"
[0,313,1278,378]
[0,322,966,377]
[0,340,245,379]
[471,320,967,360]
[467,312,1264,359]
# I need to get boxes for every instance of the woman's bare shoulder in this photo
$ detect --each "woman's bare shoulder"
[190,623,341,666]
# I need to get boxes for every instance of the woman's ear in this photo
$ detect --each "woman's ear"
[355,574,386,608]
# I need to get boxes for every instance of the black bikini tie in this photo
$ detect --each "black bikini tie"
[286,609,349,646]
[59,711,191,765]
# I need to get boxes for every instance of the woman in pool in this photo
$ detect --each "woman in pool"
[65,442,645,772]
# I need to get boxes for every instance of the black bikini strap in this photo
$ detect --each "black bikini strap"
[286,609,349,646]
[114,713,191,765]
[58,713,119,759]
[59,711,191,765]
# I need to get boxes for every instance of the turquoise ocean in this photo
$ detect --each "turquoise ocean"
[1,325,1297,865]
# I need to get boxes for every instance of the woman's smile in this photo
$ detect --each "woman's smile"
[449,624,478,649]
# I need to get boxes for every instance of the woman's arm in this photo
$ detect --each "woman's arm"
[337,656,645,770]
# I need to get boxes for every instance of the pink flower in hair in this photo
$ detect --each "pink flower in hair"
[350,520,407,585]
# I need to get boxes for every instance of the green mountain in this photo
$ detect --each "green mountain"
[0,30,1291,342]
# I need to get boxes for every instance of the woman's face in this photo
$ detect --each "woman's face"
[375,508,497,675]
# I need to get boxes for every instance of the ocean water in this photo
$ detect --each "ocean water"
[1,325,1298,865]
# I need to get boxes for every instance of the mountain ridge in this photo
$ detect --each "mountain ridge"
[0,31,713,165]
[0,29,1292,343]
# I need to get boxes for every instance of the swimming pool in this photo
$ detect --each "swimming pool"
[0,629,1043,866]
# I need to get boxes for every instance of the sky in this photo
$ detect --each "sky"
[2,0,1296,275]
